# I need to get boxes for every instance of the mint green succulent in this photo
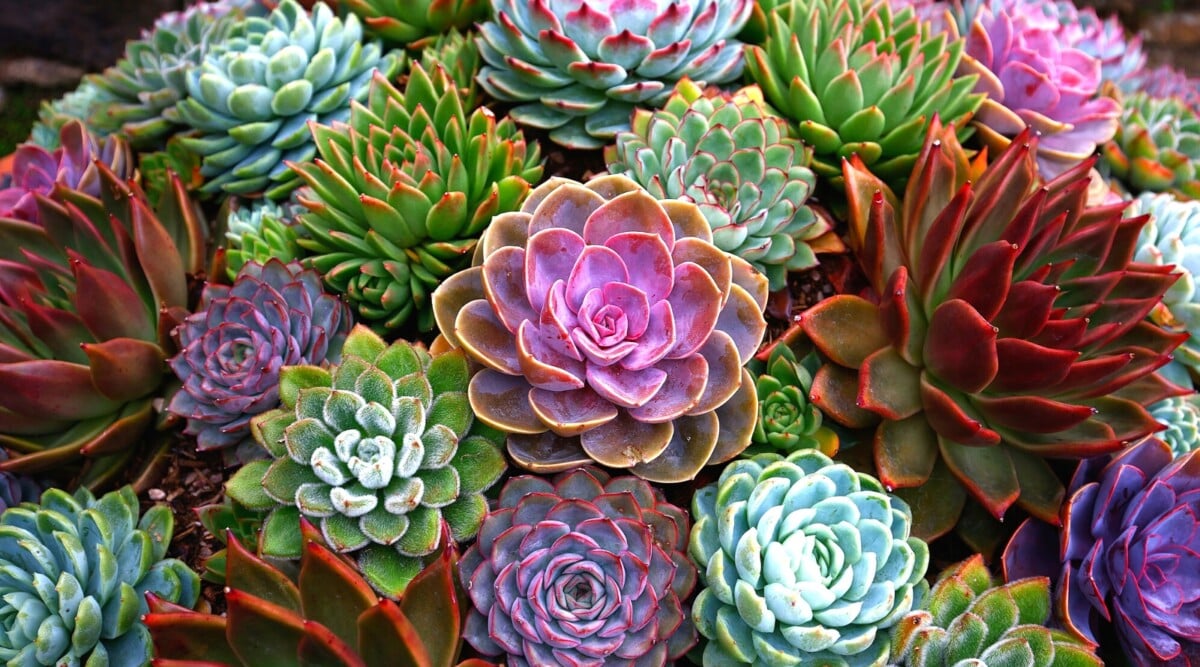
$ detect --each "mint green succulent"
[175,0,403,199]
[747,342,838,456]
[1150,394,1200,458]
[224,199,309,279]
[0,486,199,666]
[689,449,929,666]
[226,325,507,597]
[30,81,115,149]
[1130,192,1200,380]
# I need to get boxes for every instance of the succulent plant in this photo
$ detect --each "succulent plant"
[29,81,115,150]
[477,0,754,149]
[0,121,132,225]
[800,120,1186,540]
[1003,438,1200,666]
[0,157,207,488]
[148,517,495,667]
[890,554,1102,667]
[223,198,310,279]
[745,0,983,187]
[0,486,199,665]
[689,449,929,666]
[605,78,841,292]
[195,496,269,583]
[460,467,697,666]
[417,28,480,108]
[225,325,506,596]
[293,64,542,334]
[167,259,352,461]
[747,340,838,456]
[1149,394,1200,458]
[0,449,42,514]
[1061,6,1146,89]
[1133,64,1200,115]
[1130,192,1200,381]
[953,0,1120,177]
[1102,93,1200,200]
[342,0,486,46]
[432,175,768,483]
[175,0,404,199]
[87,1,243,150]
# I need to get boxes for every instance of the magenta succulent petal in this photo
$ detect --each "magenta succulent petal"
[527,228,586,314]
[518,320,587,392]
[484,246,537,331]
[529,386,620,435]
[620,301,676,371]
[605,232,674,303]
[583,190,674,248]
[625,354,708,423]
[567,246,630,311]
[665,262,722,358]
[586,364,668,409]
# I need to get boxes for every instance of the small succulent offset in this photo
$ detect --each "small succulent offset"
[342,0,486,46]
[689,449,929,667]
[1003,438,1200,666]
[1102,93,1200,200]
[293,64,542,333]
[746,0,983,187]
[459,467,697,666]
[226,325,506,597]
[1130,192,1200,381]
[148,519,496,667]
[0,486,199,665]
[606,78,841,291]
[890,555,1102,667]
[223,198,310,279]
[801,120,1185,540]
[1149,394,1200,458]
[747,341,838,456]
[477,0,754,148]
[167,259,352,460]
[175,0,403,199]
[432,175,768,483]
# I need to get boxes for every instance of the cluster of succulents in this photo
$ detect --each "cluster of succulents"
[1103,92,1200,199]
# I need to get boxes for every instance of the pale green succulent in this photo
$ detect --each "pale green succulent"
[1130,192,1200,380]
[1149,394,1200,458]
[30,81,115,149]
[223,198,309,279]
[689,449,929,666]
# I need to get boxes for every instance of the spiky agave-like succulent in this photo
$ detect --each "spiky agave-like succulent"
[477,0,754,149]
[1102,93,1200,200]
[0,157,206,488]
[747,340,838,455]
[175,0,404,199]
[890,555,1101,666]
[432,175,768,483]
[223,198,310,279]
[148,519,495,666]
[294,65,542,334]
[1149,394,1200,458]
[745,0,983,187]
[0,486,199,665]
[1130,192,1200,380]
[225,325,506,596]
[689,449,929,666]
[606,78,840,291]
[800,120,1186,540]
[342,0,486,46]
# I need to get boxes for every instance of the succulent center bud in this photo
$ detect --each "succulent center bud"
[336,430,398,490]
[549,562,611,621]
[216,335,254,370]
[764,392,801,428]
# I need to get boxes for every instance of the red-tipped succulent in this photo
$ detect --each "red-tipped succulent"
[801,119,1186,540]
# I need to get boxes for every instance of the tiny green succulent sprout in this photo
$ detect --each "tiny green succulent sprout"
[226,324,506,597]
[747,340,839,456]
[223,198,309,280]
[890,554,1102,667]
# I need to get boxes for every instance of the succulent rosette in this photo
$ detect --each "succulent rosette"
[1133,64,1200,115]
[1130,192,1200,380]
[801,120,1185,541]
[293,64,542,334]
[1003,438,1200,665]
[226,325,506,596]
[432,175,768,483]
[606,79,840,291]
[747,341,838,456]
[418,28,482,109]
[167,259,351,459]
[30,81,115,149]
[0,486,199,665]
[1102,93,1200,200]
[0,121,132,225]
[689,449,929,666]
[459,467,697,666]
[477,0,754,149]
[223,198,310,279]
[1149,394,1200,458]
[745,0,983,187]
[890,555,1101,666]
[343,0,486,46]
[175,0,403,199]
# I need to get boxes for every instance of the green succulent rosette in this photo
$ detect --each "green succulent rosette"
[1149,394,1200,458]
[1130,192,1200,380]
[175,0,403,199]
[606,78,840,291]
[1102,93,1200,200]
[293,63,543,334]
[226,325,506,597]
[747,342,839,456]
[223,198,309,279]
[417,27,480,108]
[689,449,929,666]
[30,81,115,149]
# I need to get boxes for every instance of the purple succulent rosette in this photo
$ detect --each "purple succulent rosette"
[459,467,697,667]
[1003,438,1200,665]
[0,121,132,224]
[168,259,351,457]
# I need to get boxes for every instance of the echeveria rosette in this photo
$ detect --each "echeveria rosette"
[293,64,543,334]
[418,28,482,109]
[30,81,116,150]
[0,486,199,665]
[745,0,983,189]
[223,198,310,279]
[689,449,929,667]
[174,0,404,199]
[0,121,132,225]
[226,325,506,597]
[1130,192,1200,381]
[459,467,697,666]
[1133,64,1200,116]
[1061,5,1146,89]
[1102,93,1200,200]
[167,259,352,460]
[1150,395,1200,458]
[432,175,769,483]
[1003,438,1200,666]
[343,0,486,47]
[605,78,841,292]
[890,554,1102,667]
[747,341,838,456]
[477,0,754,149]
[801,120,1186,543]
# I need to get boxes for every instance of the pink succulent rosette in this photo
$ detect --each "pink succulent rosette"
[432,175,767,483]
